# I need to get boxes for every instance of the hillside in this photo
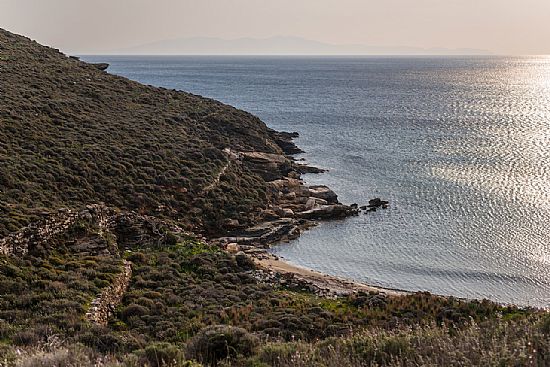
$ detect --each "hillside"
[1,29,549,367]
[0,28,289,237]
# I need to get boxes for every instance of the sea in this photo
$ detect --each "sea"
[83,55,550,308]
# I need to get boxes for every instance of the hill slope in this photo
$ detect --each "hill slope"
[0,28,286,236]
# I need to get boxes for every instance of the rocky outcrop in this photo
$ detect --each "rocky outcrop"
[241,151,294,181]
[216,219,302,247]
[213,139,358,248]
[296,204,357,220]
[269,130,304,155]
[90,62,109,71]
[307,185,339,204]
[86,260,132,325]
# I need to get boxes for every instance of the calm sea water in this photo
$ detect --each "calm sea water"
[84,56,550,307]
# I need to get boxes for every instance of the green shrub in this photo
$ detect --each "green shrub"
[12,329,40,346]
[137,342,184,367]
[185,325,259,365]
[121,304,149,320]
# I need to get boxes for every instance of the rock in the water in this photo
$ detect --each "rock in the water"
[368,198,389,208]
[368,198,382,207]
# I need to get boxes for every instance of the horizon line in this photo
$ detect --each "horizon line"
[76,53,546,57]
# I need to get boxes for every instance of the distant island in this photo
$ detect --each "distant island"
[99,36,491,56]
[0,28,547,367]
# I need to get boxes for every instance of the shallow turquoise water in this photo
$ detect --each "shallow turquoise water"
[84,56,550,307]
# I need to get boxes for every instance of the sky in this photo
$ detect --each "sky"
[1,0,549,55]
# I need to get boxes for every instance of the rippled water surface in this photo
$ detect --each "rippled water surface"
[84,56,550,307]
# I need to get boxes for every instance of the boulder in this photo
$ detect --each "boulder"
[241,151,293,181]
[305,198,317,210]
[281,208,295,217]
[307,185,338,204]
[305,197,328,210]
[226,243,240,253]
[274,207,294,218]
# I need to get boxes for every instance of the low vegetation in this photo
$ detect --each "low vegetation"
[0,29,274,237]
[0,222,542,366]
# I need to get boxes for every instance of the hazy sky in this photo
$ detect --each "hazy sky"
[1,0,549,54]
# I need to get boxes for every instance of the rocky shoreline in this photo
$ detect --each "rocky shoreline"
[213,130,359,248]
[211,131,403,297]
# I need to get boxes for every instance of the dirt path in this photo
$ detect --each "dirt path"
[203,160,231,193]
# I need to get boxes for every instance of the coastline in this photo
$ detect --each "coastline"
[253,251,409,297]
[213,131,408,299]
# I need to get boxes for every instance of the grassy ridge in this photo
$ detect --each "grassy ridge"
[0,28,278,237]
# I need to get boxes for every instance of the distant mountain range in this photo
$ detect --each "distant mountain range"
[107,36,491,56]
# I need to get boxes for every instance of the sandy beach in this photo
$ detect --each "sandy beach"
[253,252,408,297]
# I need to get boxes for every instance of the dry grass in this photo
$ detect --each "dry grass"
[248,316,550,366]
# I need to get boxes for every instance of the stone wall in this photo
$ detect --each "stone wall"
[85,260,133,325]
[0,204,113,256]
